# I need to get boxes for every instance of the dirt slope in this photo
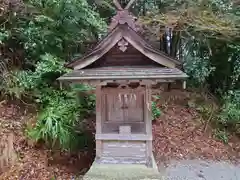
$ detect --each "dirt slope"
[0,90,239,179]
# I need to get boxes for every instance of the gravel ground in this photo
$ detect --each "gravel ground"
[160,160,240,180]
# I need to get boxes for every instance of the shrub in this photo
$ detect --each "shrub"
[27,88,94,150]
[0,71,31,100]
[183,41,216,87]
[0,0,105,151]
[72,84,96,114]
[0,54,67,100]
[219,90,240,135]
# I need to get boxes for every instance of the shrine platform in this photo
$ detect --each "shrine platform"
[82,162,161,180]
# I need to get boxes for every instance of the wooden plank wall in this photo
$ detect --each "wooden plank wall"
[87,44,161,68]
[99,140,147,164]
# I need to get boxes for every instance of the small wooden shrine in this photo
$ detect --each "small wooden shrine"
[59,0,187,171]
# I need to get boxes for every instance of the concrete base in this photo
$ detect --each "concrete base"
[82,163,161,180]
[82,155,160,180]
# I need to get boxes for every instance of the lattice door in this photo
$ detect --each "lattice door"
[102,88,144,122]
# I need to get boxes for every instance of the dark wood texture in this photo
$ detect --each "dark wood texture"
[101,87,145,123]
[66,25,181,69]
[88,44,161,68]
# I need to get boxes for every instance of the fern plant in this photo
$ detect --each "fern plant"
[27,92,81,150]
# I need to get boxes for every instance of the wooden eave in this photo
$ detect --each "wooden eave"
[66,25,181,70]
[58,67,188,82]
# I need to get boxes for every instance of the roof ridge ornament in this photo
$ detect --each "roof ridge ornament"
[109,0,139,32]
[113,0,136,10]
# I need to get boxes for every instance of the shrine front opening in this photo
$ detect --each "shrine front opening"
[95,83,153,166]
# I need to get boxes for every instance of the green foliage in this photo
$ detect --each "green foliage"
[214,129,229,144]
[141,0,240,136]
[28,91,80,150]
[20,0,106,61]
[207,42,240,93]
[1,54,67,99]
[141,0,239,92]
[0,52,97,151]
[182,39,216,86]
[0,71,28,99]
[183,53,215,86]
[152,101,161,120]
[195,103,213,117]
[22,54,95,150]
[0,31,10,44]
[72,84,96,114]
[26,84,96,150]
[0,0,105,151]
[219,90,240,135]
[26,85,96,150]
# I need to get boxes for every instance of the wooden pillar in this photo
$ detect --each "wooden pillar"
[95,86,102,159]
[145,85,153,167]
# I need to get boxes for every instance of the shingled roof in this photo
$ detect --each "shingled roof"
[66,24,181,70]
[59,67,187,81]
[59,0,187,82]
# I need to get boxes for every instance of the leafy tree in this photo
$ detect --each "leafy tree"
[139,0,240,134]
[0,0,106,150]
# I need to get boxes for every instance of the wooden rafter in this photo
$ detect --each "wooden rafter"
[125,0,137,10]
[113,0,137,10]
[113,0,123,10]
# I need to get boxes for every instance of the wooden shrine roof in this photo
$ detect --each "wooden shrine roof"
[59,0,188,82]
[66,25,180,70]
[58,67,187,81]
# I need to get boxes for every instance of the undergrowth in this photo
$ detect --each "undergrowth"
[219,90,240,136]
[188,90,240,143]
[152,95,162,120]
[26,88,95,150]
[214,129,229,144]
[0,0,106,151]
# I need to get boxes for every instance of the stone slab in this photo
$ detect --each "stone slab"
[82,163,161,180]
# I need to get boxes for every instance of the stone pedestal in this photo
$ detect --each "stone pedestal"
[83,160,160,180]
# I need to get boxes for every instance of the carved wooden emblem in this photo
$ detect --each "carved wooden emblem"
[118,39,128,52]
